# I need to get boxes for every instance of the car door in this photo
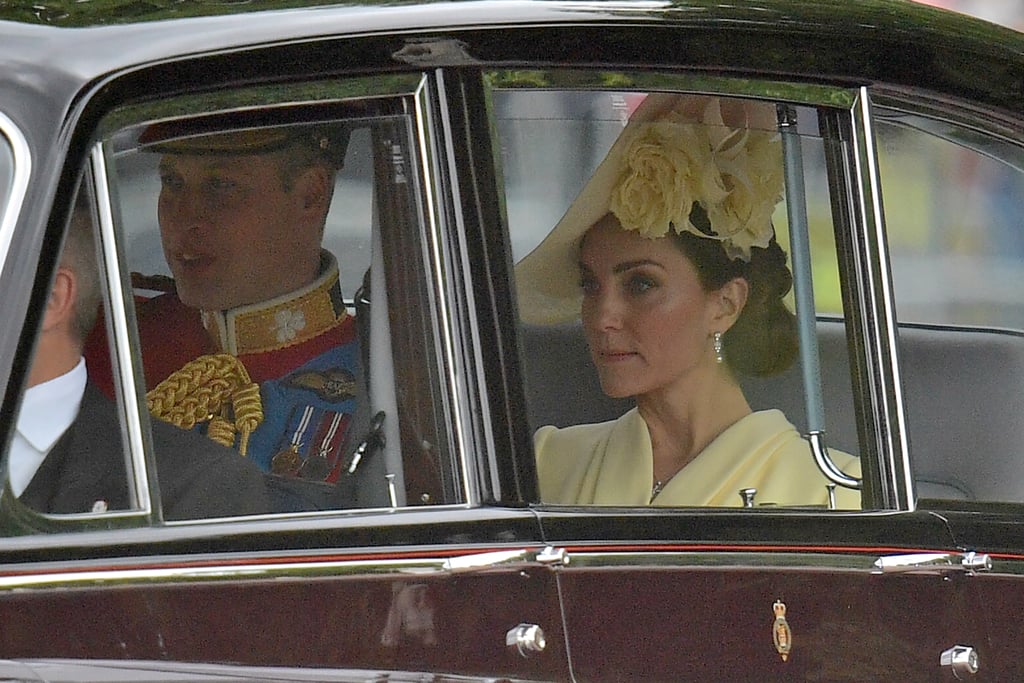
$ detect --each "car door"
[0,38,565,680]
[873,94,1024,679]
[493,73,1003,681]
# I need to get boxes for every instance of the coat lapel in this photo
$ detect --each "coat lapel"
[19,383,129,514]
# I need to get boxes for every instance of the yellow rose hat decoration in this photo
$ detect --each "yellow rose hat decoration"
[515,93,784,325]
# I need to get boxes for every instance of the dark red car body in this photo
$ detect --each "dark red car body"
[1,1,1023,680]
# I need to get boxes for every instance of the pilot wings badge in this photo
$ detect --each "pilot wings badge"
[285,367,358,402]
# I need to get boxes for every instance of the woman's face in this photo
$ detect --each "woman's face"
[579,217,723,399]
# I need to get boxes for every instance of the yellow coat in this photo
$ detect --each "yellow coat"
[535,408,861,508]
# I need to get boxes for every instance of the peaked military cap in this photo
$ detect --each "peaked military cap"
[139,118,350,168]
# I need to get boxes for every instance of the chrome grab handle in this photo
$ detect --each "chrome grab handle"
[443,546,569,573]
[778,105,861,492]
[809,431,861,490]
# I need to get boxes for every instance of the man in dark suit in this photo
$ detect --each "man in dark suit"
[12,189,277,520]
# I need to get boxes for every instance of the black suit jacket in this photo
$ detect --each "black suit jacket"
[20,382,274,519]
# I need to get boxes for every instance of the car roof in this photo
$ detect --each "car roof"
[1,0,1022,175]
[2,0,1022,61]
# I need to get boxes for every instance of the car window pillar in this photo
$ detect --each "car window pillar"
[88,147,161,520]
[423,67,535,505]
[824,89,914,510]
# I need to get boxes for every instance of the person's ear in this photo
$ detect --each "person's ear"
[711,277,749,333]
[294,165,332,215]
[42,265,77,333]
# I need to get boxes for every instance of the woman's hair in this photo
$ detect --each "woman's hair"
[671,204,798,377]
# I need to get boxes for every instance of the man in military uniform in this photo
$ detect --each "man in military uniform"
[88,122,366,486]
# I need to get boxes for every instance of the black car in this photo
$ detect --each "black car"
[1,0,1023,680]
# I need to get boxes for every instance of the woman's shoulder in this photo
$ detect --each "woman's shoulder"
[738,409,861,508]
[534,408,649,504]
[534,409,640,452]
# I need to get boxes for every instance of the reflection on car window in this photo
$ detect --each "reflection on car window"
[7,179,289,522]
[8,181,142,518]
[496,80,861,510]
[4,77,465,529]
[878,110,1024,504]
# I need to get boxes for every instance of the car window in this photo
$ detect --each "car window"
[496,78,863,510]
[876,105,1024,504]
[5,75,467,527]
[5,175,148,521]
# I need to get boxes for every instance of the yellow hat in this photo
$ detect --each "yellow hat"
[514,93,783,325]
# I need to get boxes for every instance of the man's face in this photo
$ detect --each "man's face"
[157,152,322,311]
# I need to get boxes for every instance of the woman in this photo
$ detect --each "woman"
[516,93,860,508]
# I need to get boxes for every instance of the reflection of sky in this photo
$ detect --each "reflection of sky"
[495,91,632,261]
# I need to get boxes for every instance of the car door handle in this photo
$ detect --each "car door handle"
[442,546,569,573]
[872,551,991,575]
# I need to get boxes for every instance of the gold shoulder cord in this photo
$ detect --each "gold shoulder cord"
[146,354,264,456]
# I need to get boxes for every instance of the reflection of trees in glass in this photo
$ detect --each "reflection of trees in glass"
[4,1,362,26]
[103,75,421,128]
[488,71,855,109]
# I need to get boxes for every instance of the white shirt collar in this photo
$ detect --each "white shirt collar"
[10,358,87,496]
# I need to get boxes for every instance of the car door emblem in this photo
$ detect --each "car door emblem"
[772,600,792,662]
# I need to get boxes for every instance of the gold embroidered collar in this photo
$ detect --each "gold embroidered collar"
[201,251,349,356]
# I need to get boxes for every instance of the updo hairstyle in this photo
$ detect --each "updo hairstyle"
[673,204,798,377]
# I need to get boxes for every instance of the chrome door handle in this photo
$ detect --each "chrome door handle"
[872,551,991,575]
[940,645,979,679]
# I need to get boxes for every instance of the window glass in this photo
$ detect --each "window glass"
[114,122,374,303]
[877,108,1024,504]
[495,80,861,510]
[7,178,144,521]
[7,76,462,529]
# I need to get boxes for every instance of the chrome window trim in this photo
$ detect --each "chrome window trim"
[847,87,914,510]
[76,76,479,520]
[0,111,31,280]
[0,543,549,591]
[497,73,887,508]
[420,70,480,504]
[871,87,1024,153]
[89,144,157,519]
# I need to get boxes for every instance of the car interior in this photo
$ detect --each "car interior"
[14,73,1024,522]
[520,317,1024,503]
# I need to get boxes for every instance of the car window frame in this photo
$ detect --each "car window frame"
[868,89,1024,510]
[489,70,893,512]
[0,67,524,534]
[93,80,473,522]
